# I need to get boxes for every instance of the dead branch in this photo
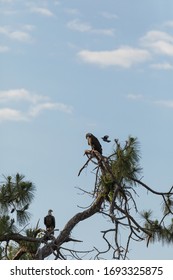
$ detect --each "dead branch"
[131,178,173,196]
[12,247,27,260]
[78,155,92,176]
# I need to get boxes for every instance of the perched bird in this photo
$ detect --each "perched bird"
[101,135,111,143]
[44,209,55,235]
[86,133,102,154]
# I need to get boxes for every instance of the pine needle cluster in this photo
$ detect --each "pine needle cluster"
[99,136,142,202]
[0,173,35,232]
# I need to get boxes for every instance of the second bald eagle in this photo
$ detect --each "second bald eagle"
[44,209,55,235]
[86,133,102,155]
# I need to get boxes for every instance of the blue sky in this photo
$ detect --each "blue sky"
[1,0,173,259]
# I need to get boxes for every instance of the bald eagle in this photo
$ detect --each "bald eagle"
[44,209,55,235]
[86,133,102,154]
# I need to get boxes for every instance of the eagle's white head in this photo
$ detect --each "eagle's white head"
[48,209,53,215]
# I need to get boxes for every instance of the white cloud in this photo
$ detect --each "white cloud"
[155,100,173,108]
[150,62,173,70]
[151,41,173,56]
[29,102,73,117]
[0,108,27,122]
[65,8,80,16]
[10,30,31,42]
[23,25,35,31]
[67,19,115,36]
[0,9,18,15]
[67,19,92,32]
[0,89,48,103]
[0,26,32,42]
[31,7,54,17]
[140,30,173,56]
[0,88,73,122]
[0,0,15,2]
[127,94,143,100]
[0,45,9,52]
[100,11,118,20]
[91,28,114,36]
[141,30,173,43]
[0,26,8,35]
[78,47,151,68]
[54,0,60,5]
[163,21,173,28]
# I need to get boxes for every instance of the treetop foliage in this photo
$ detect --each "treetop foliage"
[0,136,173,260]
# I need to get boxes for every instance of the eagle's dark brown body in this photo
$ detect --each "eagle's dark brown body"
[86,133,102,154]
[44,210,55,234]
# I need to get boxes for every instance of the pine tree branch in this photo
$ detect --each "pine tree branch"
[0,233,42,243]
